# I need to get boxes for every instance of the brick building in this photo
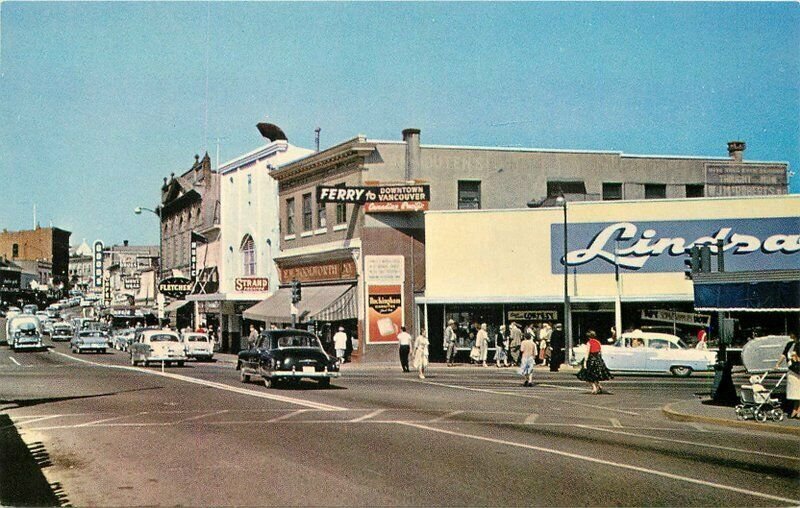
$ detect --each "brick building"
[0,226,72,287]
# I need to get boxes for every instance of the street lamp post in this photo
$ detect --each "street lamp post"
[134,206,163,320]
[556,196,572,362]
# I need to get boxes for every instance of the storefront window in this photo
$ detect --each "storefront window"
[443,304,503,350]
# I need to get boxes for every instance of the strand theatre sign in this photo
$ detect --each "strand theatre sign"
[317,184,430,213]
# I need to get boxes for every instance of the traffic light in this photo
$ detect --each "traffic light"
[291,279,302,304]
[684,246,700,279]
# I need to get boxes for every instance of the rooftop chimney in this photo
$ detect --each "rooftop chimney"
[123,240,129,247]
[403,128,421,180]
[727,141,745,162]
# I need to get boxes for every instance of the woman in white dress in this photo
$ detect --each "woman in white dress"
[776,333,800,419]
[413,328,429,379]
[476,323,490,367]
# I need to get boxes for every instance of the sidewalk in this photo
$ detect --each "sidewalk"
[663,398,800,436]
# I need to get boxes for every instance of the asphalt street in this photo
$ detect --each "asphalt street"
[1,335,799,506]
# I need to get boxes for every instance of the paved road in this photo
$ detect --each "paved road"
[1,336,798,506]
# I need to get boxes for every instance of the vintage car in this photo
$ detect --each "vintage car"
[741,335,792,373]
[6,313,34,346]
[112,329,136,351]
[180,332,214,361]
[129,329,187,367]
[70,330,109,354]
[237,329,340,388]
[51,322,74,342]
[571,330,717,377]
[8,315,44,351]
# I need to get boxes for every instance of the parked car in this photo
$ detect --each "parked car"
[741,335,792,373]
[23,304,38,315]
[237,329,340,388]
[181,332,214,361]
[571,330,717,377]
[112,329,135,351]
[7,315,44,351]
[129,329,186,367]
[71,330,109,354]
[51,322,74,342]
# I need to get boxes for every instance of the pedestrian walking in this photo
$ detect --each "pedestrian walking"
[445,319,458,366]
[538,322,552,365]
[576,330,613,394]
[476,323,490,367]
[333,326,348,363]
[247,324,258,349]
[509,322,523,366]
[518,332,537,386]
[549,323,565,372]
[413,328,429,379]
[495,325,509,367]
[397,325,413,372]
[776,332,800,419]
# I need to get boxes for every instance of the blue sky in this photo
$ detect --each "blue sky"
[1,2,798,246]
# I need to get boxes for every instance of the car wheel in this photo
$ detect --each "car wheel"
[177,361,184,368]
[670,366,692,377]
[240,369,250,383]
[263,376,273,388]
[143,360,149,367]
[318,378,331,388]
[130,355,137,366]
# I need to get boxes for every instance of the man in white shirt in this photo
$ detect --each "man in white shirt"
[333,326,348,363]
[397,325,413,372]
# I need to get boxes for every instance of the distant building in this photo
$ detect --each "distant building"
[0,226,71,287]
[69,239,94,289]
[103,241,159,305]
[14,259,53,289]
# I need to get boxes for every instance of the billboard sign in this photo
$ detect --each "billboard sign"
[93,240,104,287]
[317,184,430,213]
[158,276,193,299]
[551,217,799,274]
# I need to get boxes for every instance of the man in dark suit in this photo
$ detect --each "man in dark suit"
[549,323,565,372]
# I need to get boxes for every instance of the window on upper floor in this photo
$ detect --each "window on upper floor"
[12,243,18,258]
[602,183,623,201]
[645,184,667,199]
[335,202,347,225]
[240,234,256,276]
[547,181,586,198]
[247,174,252,194]
[318,202,327,230]
[302,193,313,231]
[686,184,705,198]
[286,198,295,235]
[458,181,481,210]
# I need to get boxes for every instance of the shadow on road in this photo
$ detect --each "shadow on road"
[0,414,67,507]
[0,386,164,411]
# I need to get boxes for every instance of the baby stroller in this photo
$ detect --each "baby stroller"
[735,371,786,422]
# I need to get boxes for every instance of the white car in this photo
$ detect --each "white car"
[7,315,44,351]
[571,330,717,377]
[71,330,109,354]
[181,332,214,361]
[130,329,187,367]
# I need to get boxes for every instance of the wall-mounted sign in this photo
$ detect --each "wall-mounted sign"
[317,184,430,213]
[103,276,112,306]
[93,240,104,288]
[279,259,357,284]
[0,269,21,292]
[641,309,711,327]
[235,277,269,292]
[507,310,559,322]
[158,276,193,299]
[124,277,141,290]
[365,255,405,282]
[551,217,800,274]
[366,284,403,344]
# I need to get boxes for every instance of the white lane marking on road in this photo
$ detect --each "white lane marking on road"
[9,356,21,366]
[524,413,539,424]
[398,421,800,505]
[74,412,146,427]
[175,410,230,424]
[2,414,64,429]
[52,351,346,411]
[350,409,385,422]
[429,410,464,422]
[610,418,623,428]
[689,423,708,432]
[409,378,640,416]
[267,409,309,423]
[574,425,800,462]
[536,383,585,391]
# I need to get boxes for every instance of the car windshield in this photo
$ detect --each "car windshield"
[186,335,208,342]
[276,335,319,349]
[150,334,180,342]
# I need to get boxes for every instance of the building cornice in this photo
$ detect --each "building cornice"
[272,136,375,182]
[218,141,290,175]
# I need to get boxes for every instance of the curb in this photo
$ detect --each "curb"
[662,401,800,437]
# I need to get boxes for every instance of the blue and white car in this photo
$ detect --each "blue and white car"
[572,330,717,377]
[71,330,109,354]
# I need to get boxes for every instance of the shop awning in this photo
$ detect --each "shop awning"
[243,285,357,323]
[164,299,192,313]
[693,270,800,312]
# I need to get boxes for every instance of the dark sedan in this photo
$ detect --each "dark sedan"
[237,329,340,388]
